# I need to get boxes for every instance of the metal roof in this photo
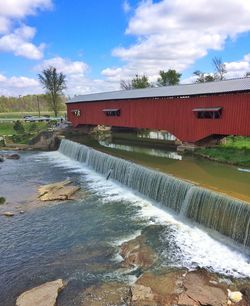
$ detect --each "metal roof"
[193,107,222,112]
[67,78,250,104]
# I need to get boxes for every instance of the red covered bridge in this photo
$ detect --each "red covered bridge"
[67,78,250,143]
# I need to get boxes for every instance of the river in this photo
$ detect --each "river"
[1,142,250,305]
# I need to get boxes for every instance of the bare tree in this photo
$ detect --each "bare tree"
[193,70,205,83]
[212,57,227,80]
[120,79,132,90]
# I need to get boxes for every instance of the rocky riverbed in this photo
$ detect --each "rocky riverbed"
[15,225,250,305]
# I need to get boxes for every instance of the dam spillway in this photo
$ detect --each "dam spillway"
[59,139,250,248]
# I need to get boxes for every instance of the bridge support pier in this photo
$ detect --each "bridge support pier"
[177,143,198,153]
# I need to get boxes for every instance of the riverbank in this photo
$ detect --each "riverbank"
[0,120,67,151]
[0,121,52,146]
[194,136,250,167]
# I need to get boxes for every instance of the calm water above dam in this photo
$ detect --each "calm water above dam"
[71,133,250,203]
[1,144,250,305]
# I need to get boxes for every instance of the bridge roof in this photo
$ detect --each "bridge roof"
[67,78,250,104]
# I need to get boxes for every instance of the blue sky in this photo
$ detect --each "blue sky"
[0,0,250,96]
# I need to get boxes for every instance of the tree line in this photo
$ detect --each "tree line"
[120,69,182,90]
[0,94,66,113]
[120,57,250,90]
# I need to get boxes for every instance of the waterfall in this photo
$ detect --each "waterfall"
[59,139,250,248]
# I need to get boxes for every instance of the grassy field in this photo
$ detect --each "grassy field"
[0,111,66,119]
[0,121,49,136]
[0,121,51,145]
[0,122,14,135]
[196,136,250,167]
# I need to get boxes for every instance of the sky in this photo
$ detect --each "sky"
[0,0,250,97]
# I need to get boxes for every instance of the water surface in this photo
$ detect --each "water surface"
[1,150,250,305]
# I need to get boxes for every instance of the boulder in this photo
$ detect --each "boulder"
[38,180,80,201]
[3,211,15,217]
[0,155,4,162]
[6,153,20,160]
[227,289,243,303]
[16,279,64,306]
[119,235,156,269]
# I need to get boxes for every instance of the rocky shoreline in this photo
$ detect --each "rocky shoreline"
[14,225,250,306]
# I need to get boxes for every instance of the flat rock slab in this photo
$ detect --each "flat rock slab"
[16,279,64,306]
[3,211,15,217]
[81,282,131,306]
[38,180,80,201]
[179,270,227,306]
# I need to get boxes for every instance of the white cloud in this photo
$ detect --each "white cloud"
[225,55,250,78]
[36,57,89,75]
[0,0,52,33]
[103,0,250,82]
[0,74,41,96]
[0,57,119,97]
[0,0,52,59]
[0,25,44,59]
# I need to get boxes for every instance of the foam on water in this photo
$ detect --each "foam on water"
[41,151,250,278]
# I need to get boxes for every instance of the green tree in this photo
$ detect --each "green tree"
[131,74,150,89]
[157,69,182,86]
[38,66,66,117]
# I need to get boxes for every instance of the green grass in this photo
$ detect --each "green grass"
[0,121,49,136]
[196,136,250,166]
[0,121,52,145]
[223,136,250,150]
[0,111,66,119]
[0,122,15,135]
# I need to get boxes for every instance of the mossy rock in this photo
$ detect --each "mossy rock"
[0,197,6,205]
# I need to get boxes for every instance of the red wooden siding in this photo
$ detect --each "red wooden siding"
[67,92,250,143]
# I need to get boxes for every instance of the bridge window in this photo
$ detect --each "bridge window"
[193,107,222,119]
[71,109,81,117]
[102,109,121,117]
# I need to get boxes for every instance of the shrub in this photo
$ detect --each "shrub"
[13,120,25,133]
